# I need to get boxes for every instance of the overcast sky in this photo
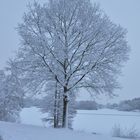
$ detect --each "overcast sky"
[0,0,140,103]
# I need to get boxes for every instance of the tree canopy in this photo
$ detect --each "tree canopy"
[9,0,129,128]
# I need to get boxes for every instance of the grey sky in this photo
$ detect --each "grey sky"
[0,0,140,103]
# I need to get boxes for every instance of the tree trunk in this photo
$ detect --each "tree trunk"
[54,93,57,128]
[62,95,68,128]
[62,87,69,128]
[54,81,58,128]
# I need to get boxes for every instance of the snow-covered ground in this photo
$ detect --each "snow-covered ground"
[73,109,140,135]
[0,121,131,140]
[0,108,139,140]
[20,107,47,126]
[20,107,140,135]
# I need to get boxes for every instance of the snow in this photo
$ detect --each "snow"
[20,107,46,126]
[0,121,129,140]
[0,108,139,140]
[73,109,140,135]
[20,108,140,136]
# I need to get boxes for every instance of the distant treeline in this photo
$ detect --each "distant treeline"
[75,101,99,110]
[106,98,140,111]
[23,98,100,110]
[23,97,140,111]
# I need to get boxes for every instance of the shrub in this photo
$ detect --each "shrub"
[112,124,139,139]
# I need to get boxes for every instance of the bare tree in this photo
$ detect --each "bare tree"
[10,0,129,128]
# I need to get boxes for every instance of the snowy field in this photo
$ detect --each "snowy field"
[73,109,140,135]
[20,107,140,135]
[0,121,127,140]
[0,108,139,140]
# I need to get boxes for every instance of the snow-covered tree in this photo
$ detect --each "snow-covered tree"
[76,101,98,110]
[10,0,129,128]
[0,70,24,122]
[118,98,140,111]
